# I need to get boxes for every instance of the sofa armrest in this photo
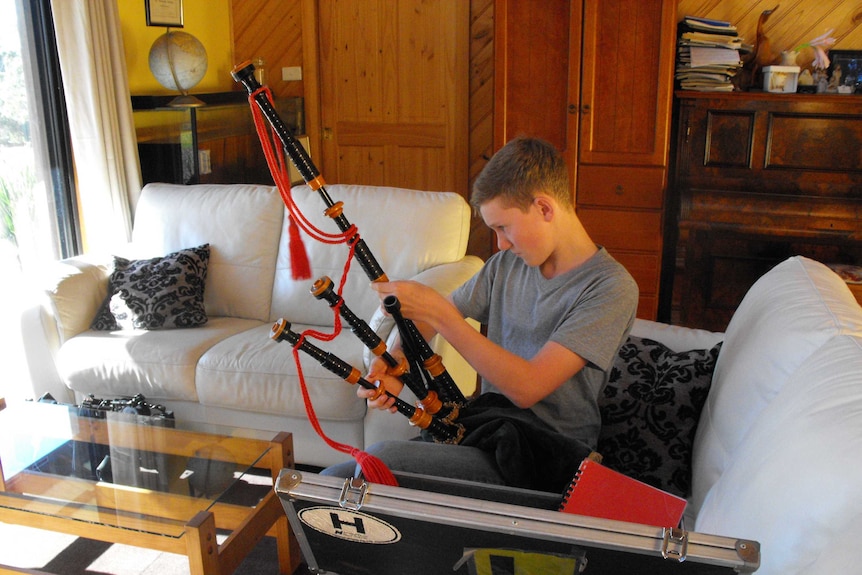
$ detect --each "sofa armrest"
[362,255,484,393]
[630,318,724,352]
[19,254,111,403]
[42,255,112,342]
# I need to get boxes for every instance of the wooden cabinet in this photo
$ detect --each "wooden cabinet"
[494,0,677,320]
[576,0,676,320]
[576,0,676,319]
[669,92,862,331]
[132,94,304,186]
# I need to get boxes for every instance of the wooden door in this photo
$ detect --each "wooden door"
[316,0,469,197]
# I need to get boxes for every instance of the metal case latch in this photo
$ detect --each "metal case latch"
[662,527,688,562]
[339,477,369,510]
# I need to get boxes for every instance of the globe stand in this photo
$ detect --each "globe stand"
[168,94,206,108]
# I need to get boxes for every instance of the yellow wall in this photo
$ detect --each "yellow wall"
[118,0,234,96]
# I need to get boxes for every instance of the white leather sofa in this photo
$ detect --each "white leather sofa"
[19,182,483,467]
[631,256,862,575]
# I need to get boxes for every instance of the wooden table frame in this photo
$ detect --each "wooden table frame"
[0,400,301,575]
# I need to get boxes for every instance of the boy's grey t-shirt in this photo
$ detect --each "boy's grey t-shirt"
[451,247,638,448]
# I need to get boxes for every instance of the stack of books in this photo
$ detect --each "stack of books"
[676,16,747,92]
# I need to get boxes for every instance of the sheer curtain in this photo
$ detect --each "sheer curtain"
[50,0,141,250]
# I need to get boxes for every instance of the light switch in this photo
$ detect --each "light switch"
[282,66,303,81]
[199,149,212,174]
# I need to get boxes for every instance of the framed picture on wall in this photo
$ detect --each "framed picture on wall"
[827,50,862,94]
[146,0,184,28]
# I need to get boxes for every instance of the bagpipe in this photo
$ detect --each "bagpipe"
[233,60,595,493]
[231,61,467,446]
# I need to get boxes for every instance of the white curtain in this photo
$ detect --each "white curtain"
[50,0,141,249]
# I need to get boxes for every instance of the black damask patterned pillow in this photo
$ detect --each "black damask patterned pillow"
[597,336,722,498]
[91,244,210,331]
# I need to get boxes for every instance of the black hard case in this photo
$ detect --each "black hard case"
[275,469,760,575]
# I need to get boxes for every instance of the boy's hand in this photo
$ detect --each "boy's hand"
[359,372,402,413]
[370,280,451,328]
[368,350,405,377]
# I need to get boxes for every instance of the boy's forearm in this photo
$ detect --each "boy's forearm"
[433,317,534,407]
[434,314,586,409]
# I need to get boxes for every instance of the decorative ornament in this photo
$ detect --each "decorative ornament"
[790,29,836,71]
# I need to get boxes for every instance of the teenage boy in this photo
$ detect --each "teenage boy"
[323,136,638,490]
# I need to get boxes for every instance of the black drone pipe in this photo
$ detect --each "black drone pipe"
[383,296,467,407]
[231,60,386,283]
[311,276,458,419]
[271,318,464,444]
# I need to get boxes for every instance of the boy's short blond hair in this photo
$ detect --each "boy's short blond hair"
[471,137,573,212]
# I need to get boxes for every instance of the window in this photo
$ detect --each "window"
[1,0,78,400]
[1,0,79,270]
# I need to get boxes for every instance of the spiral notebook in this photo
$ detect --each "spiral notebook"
[559,459,687,527]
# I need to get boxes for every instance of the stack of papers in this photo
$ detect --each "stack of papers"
[676,16,748,92]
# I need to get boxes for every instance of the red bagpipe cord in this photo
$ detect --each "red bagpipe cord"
[248,87,397,486]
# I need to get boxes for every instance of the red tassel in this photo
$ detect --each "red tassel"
[288,214,312,280]
[354,451,399,486]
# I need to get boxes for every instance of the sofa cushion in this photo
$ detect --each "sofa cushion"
[695,335,862,575]
[270,185,472,326]
[195,323,368,422]
[132,183,284,322]
[91,244,210,330]
[598,336,722,498]
[691,256,862,516]
[57,317,263,401]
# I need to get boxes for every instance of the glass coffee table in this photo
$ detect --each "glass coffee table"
[0,397,300,574]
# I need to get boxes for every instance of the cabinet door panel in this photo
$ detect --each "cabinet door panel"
[579,0,675,166]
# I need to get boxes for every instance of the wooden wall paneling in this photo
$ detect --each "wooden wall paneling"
[468,0,495,260]
[228,0,862,265]
[300,0,322,165]
[469,0,495,184]
[230,0,305,98]
[677,0,862,55]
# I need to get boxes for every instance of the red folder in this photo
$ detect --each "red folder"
[559,459,687,527]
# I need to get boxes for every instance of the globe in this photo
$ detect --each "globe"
[148,30,208,107]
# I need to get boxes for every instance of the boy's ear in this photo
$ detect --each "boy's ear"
[534,195,555,219]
